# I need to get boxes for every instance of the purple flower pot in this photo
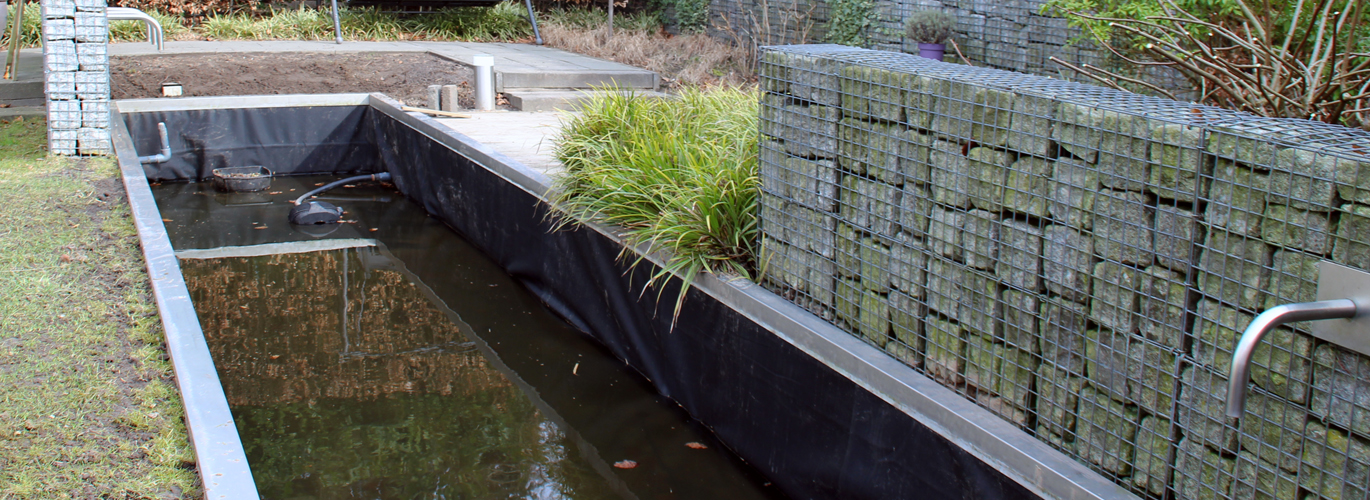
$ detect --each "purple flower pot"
[918,43,946,62]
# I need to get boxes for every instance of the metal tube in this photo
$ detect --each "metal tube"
[1226,298,1358,418]
[330,0,343,44]
[523,0,542,45]
[473,54,495,111]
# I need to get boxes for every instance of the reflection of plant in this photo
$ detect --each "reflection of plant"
[822,0,875,46]
[1047,0,1370,129]
[903,10,953,44]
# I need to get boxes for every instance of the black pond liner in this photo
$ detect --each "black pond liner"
[120,96,1079,500]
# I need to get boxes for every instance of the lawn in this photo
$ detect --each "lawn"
[0,117,198,498]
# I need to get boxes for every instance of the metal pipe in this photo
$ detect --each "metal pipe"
[473,54,495,111]
[1227,298,1358,418]
[523,0,542,45]
[330,0,343,44]
[137,122,172,164]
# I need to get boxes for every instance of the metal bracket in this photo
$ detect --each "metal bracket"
[1313,261,1370,356]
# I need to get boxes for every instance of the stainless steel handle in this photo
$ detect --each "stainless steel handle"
[1226,299,1358,418]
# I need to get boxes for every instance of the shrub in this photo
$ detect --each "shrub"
[551,87,759,314]
[821,0,875,46]
[903,10,953,44]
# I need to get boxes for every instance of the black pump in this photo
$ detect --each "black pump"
[288,172,392,225]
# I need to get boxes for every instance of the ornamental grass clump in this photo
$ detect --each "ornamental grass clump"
[552,87,760,311]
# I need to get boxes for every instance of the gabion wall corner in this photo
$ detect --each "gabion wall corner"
[42,0,110,155]
[757,44,1370,500]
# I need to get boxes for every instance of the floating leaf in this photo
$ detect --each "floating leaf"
[613,460,637,469]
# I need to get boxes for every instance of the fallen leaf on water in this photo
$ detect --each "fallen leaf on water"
[269,355,280,359]
[162,218,173,222]
[685,442,708,450]
[268,191,283,195]
[254,226,268,230]
[613,460,637,469]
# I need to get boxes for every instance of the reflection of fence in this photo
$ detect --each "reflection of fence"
[758,44,1370,500]
[707,0,1190,94]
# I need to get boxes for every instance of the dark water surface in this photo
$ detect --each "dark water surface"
[154,176,787,500]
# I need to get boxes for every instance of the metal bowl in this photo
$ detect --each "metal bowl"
[211,166,272,192]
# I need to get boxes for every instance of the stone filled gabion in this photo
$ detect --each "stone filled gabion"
[757,44,1370,499]
[43,0,110,155]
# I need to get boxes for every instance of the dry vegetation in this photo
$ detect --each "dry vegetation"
[541,23,754,88]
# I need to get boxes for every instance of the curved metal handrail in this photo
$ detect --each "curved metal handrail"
[1226,299,1358,418]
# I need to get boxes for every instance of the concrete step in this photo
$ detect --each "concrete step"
[1,49,44,102]
[0,105,45,119]
[503,89,672,112]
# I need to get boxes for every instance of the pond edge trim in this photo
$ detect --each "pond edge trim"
[110,108,262,500]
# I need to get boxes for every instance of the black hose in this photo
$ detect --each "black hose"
[294,172,391,206]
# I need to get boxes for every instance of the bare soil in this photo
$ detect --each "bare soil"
[111,52,476,107]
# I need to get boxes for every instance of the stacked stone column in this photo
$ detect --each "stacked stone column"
[43,0,110,155]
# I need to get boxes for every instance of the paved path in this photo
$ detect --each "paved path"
[434,111,568,177]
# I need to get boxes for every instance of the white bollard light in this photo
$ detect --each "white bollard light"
[473,54,495,111]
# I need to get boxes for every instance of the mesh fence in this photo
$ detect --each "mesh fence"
[757,44,1370,500]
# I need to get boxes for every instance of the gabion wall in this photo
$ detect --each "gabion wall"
[42,0,111,155]
[709,0,1189,93]
[758,44,1370,500]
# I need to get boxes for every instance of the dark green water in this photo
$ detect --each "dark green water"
[155,176,786,500]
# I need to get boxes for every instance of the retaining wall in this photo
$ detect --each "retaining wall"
[42,0,111,154]
[758,44,1370,500]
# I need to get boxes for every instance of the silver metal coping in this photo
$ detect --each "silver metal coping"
[110,107,261,500]
[175,239,378,260]
[113,93,1137,500]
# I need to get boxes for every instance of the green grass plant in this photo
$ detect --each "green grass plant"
[199,2,532,41]
[2,3,42,48]
[540,7,663,34]
[0,117,197,497]
[552,87,759,314]
[109,9,190,43]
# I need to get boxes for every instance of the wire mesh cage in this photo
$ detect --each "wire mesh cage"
[758,44,1370,499]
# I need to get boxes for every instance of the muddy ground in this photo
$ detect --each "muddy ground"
[111,52,475,108]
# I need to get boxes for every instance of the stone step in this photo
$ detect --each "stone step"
[0,105,45,119]
[0,50,44,102]
[503,89,672,112]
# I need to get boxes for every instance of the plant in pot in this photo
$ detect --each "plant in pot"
[905,10,954,61]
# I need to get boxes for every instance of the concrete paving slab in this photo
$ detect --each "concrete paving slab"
[504,88,671,112]
[433,111,567,177]
[0,49,43,102]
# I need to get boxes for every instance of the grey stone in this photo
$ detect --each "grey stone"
[761,194,837,259]
[76,128,109,152]
[1085,326,1131,402]
[1206,160,1268,237]
[1092,189,1153,266]
[899,184,932,240]
[1007,91,1054,157]
[1267,250,1320,309]
[839,118,903,185]
[74,71,109,95]
[1051,102,1104,163]
[834,277,862,328]
[1178,366,1239,451]
[858,234,894,294]
[43,0,76,17]
[1149,122,1207,202]
[839,64,906,123]
[926,257,963,320]
[930,140,972,208]
[840,175,900,238]
[926,315,965,385]
[1239,390,1307,474]
[1175,438,1237,500]
[44,20,76,41]
[759,53,789,94]
[1036,364,1083,439]
[1128,338,1178,415]
[965,332,999,391]
[1040,297,1088,374]
[961,270,1001,339]
[1272,147,1339,210]
[997,345,1037,422]
[1300,420,1370,500]
[967,147,1011,212]
[969,87,1014,148]
[998,219,1044,291]
[900,130,935,184]
[1000,289,1038,352]
[1198,228,1274,309]
[903,74,937,130]
[1139,266,1188,350]
[836,223,862,279]
[1192,300,1311,403]
[1312,344,1370,439]
[928,206,964,260]
[759,94,840,158]
[1096,110,1150,192]
[440,85,460,112]
[1043,225,1094,303]
[885,340,921,368]
[1089,260,1142,334]
[890,235,928,297]
[426,85,442,110]
[760,140,839,212]
[1075,385,1138,475]
[1334,150,1370,206]
[789,53,842,106]
[1154,204,1198,273]
[1335,203,1370,269]
[889,290,925,363]
[1234,452,1301,500]
[858,290,891,346]
[930,77,976,142]
[1132,415,1174,497]
[1002,156,1052,218]
[1262,204,1332,255]
[1207,125,1281,168]
[963,209,999,271]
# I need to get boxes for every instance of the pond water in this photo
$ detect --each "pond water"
[154,175,787,500]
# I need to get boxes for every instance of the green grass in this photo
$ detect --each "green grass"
[0,117,198,497]
[196,1,534,41]
[539,7,663,34]
[552,88,760,314]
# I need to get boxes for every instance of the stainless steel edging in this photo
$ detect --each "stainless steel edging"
[110,108,261,500]
[375,99,1139,500]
